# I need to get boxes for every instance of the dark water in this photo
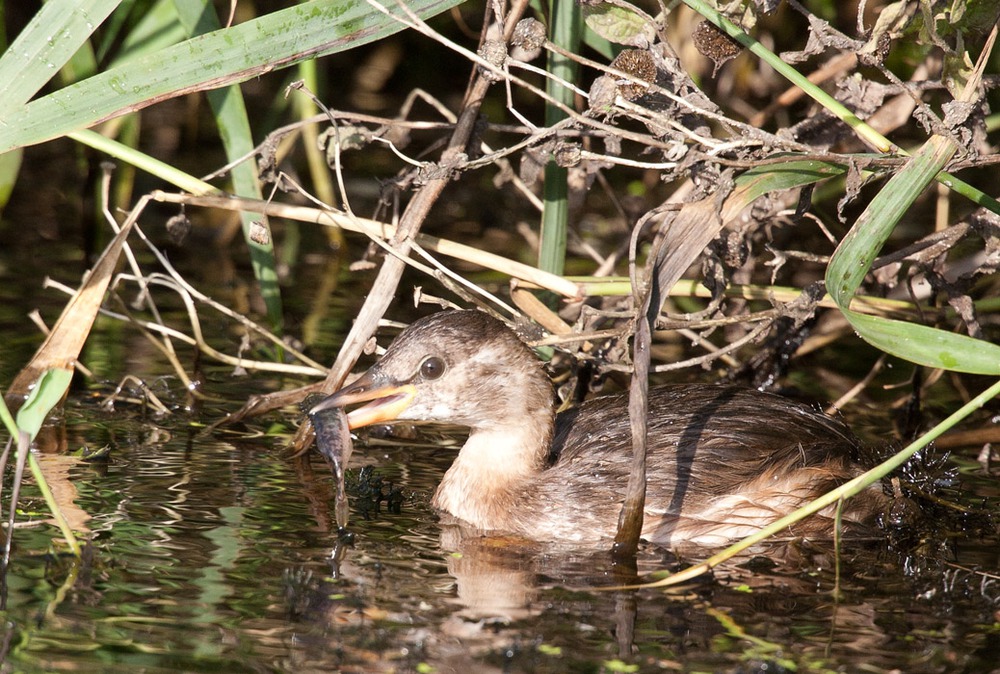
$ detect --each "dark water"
[1,194,999,674]
[3,391,1000,674]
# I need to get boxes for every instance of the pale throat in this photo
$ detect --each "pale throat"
[431,417,552,528]
[428,352,556,529]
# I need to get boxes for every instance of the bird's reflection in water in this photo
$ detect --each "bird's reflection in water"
[302,510,906,672]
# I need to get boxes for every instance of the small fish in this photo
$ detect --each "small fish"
[309,405,353,530]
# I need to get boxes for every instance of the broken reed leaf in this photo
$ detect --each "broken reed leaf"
[827,137,957,307]
[310,406,353,530]
[825,102,1000,374]
[834,312,1000,375]
[732,157,853,202]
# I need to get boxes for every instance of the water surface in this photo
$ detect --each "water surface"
[1,186,998,674]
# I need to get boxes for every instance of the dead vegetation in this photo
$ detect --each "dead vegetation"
[7,1,1000,457]
[203,1,1000,456]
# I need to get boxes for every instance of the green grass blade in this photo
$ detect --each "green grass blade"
[0,147,23,210]
[733,157,856,201]
[113,0,187,66]
[68,129,217,194]
[208,84,284,329]
[4,369,83,555]
[174,0,282,328]
[539,0,582,276]
[839,313,1000,374]
[0,0,121,116]
[825,133,1000,374]
[14,368,74,439]
[0,0,465,153]
[826,137,957,305]
[0,388,18,438]
[682,0,885,151]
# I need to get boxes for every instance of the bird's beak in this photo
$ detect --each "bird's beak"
[309,371,417,430]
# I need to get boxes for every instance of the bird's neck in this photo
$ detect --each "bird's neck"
[432,411,553,531]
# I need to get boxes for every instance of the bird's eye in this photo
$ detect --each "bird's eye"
[419,356,446,380]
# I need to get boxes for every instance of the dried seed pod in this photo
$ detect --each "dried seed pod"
[692,20,743,74]
[248,220,271,245]
[554,143,581,168]
[511,18,546,61]
[609,49,657,101]
[477,39,507,82]
[859,31,892,67]
[587,75,618,114]
[165,212,191,246]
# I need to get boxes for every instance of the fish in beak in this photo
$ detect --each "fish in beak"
[309,370,417,430]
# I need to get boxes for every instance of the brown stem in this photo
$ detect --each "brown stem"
[283,0,533,452]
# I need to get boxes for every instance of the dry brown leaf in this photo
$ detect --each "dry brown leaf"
[4,221,134,410]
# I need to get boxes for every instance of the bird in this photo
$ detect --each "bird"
[310,310,887,548]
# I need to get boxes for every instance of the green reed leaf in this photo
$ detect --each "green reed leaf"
[0,0,465,154]
[14,368,74,439]
[826,134,1000,374]
[733,158,854,202]
[0,0,121,117]
[174,0,282,328]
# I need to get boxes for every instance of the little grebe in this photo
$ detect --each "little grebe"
[312,310,885,547]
